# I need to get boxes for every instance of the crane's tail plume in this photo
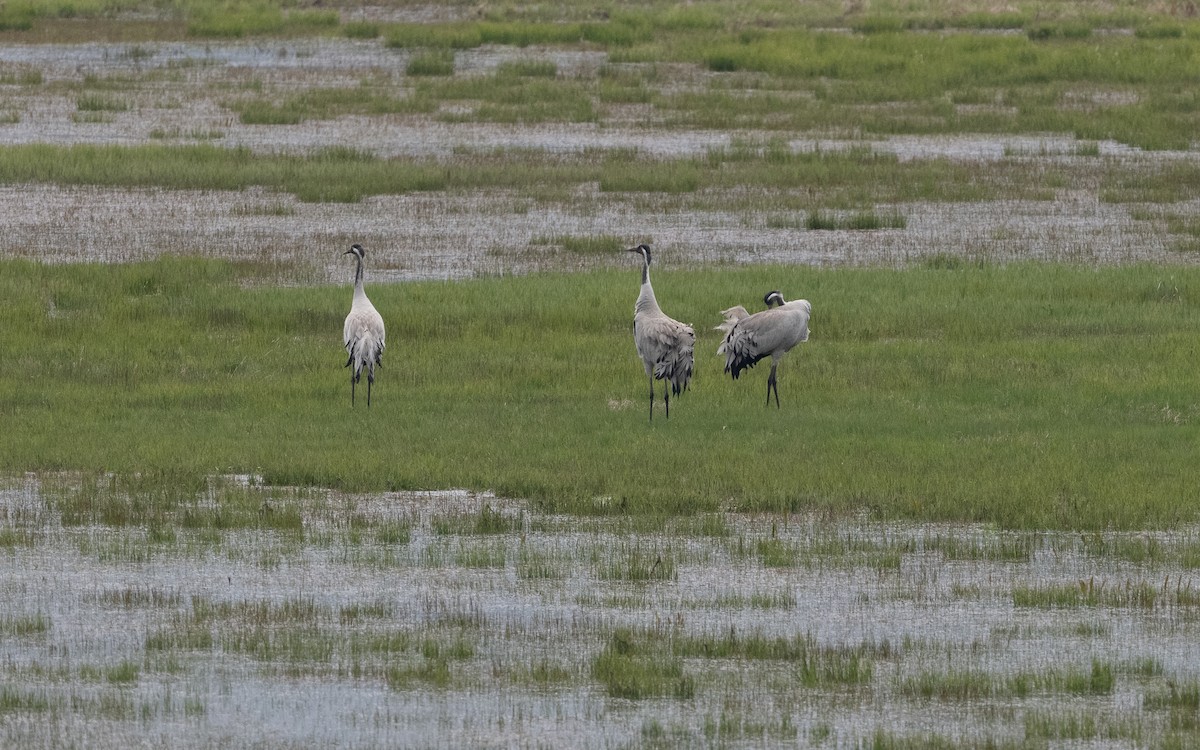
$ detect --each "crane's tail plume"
[714,305,749,335]
[719,324,768,380]
[653,326,695,396]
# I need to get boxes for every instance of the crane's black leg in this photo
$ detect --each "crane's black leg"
[664,381,670,419]
[767,363,780,408]
[367,372,373,408]
[648,376,654,422]
[351,372,357,407]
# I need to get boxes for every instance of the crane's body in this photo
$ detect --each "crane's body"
[629,244,694,421]
[717,291,810,408]
[343,243,385,407]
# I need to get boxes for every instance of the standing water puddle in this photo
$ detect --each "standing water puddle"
[2,474,1199,747]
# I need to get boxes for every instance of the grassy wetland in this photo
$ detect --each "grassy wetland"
[4,0,1200,747]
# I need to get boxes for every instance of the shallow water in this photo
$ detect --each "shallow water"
[3,475,1200,748]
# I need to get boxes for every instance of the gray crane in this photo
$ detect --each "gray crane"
[342,243,386,408]
[628,244,694,421]
[717,290,811,408]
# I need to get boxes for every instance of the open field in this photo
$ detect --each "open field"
[3,0,1200,746]
[2,258,1200,529]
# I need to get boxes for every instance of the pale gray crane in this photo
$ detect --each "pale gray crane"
[342,243,386,408]
[717,290,811,408]
[628,244,695,421]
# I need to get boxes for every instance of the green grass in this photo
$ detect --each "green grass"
[530,234,629,255]
[0,614,50,636]
[1013,580,1162,608]
[41,471,305,535]
[10,4,1200,149]
[592,628,694,699]
[903,660,1114,700]
[405,50,455,77]
[231,86,429,125]
[3,258,1200,529]
[0,141,1195,208]
[674,631,874,685]
[806,210,907,231]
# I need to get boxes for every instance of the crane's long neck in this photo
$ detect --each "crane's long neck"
[352,255,366,300]
[634,261,661,316]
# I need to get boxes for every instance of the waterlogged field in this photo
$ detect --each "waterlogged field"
[4,0,1200,747]
[5,475,1200,748]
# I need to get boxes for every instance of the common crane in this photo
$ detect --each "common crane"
[343,243,386,408]
[717,290,810,408]
[628,244,694,421]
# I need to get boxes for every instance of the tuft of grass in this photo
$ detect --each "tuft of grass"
[531,234,626,255]
[0,688,51,713]
[432,504,521,535]
[806,210,906,231]
[343,21,379,39]
[1013,579,1160,609]
[406,50,455,77]
[106,660,140,684]
[0,613,50,636]
[75,94,128,112]
[386,659,452,689]
[674,630,874,686]
[496,59,557,78]
[1146,680,1200,710]
[597,543,676,581]
[591,629,694,699]
[903,660,1113,701]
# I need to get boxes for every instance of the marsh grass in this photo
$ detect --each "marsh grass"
[106,660,140,684]
[0,613,49,636]
[92,587,182,609]
[406,50,455,77]
[598,543,677,581]
[673,631,875,686]
[592,628,694,699]
[1024,708,1143,741]
[903,660,1114,700]
[924,533,1037,562]
[531,234,626,255]
[75,94,129,112]
[386,658,452,689]
[1013,579,1169,609]
[426,74,596,124]
[232,86,427,125]
[454,540,506,568]
[516,545,564,579]
[5,259,1200,529]
[0,141,1186,207]
[432,505,521,535]
[42,471,305,536]
[806,210,907,231]
[4,1,1200,151]
[496,59,557,78]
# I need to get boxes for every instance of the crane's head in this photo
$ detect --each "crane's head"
[345,243,365,260]
[764,290,786,308]
[626,244,651,266]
